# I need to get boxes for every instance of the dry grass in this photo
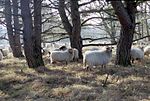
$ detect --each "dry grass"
[0,55,150,101]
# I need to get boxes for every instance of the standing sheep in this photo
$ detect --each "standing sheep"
[83,47,113,69]
[53,47,79,62]
[130,47,144,63]
[144,45,150,56]
[50,48,74,65]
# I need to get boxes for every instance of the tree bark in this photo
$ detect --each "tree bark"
[12,0,24,57]
[33,0,45,67]
[5,0,23,57]
[111,1,136,66]
[70,0,83,58]
[20,0,44,68]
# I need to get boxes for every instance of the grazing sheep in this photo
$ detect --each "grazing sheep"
[144,45,150,56]
[130,47,144,63]
[50,48,74,64]
[83,47,113,69]
[0,50,3,61]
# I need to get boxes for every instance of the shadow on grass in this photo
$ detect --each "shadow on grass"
[0,57,149,101]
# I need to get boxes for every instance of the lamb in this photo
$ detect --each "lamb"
[130,47,144,63]
[144,45,150,56]
[83,47,113,69]
[50,48,74,64]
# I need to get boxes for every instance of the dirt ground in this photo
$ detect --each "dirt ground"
[0,55,150,101]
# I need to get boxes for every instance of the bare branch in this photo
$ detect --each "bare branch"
[79,0,96,7]
[83,42,117,47]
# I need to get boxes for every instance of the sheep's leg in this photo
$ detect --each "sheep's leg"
[131,59,134,63]
[101,65,106,72]
[65,61,68,65]
[86,66,92,71]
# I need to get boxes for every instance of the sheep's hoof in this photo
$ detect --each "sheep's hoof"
[51,61,56,64]
[83,66,87,69]
[83,66,91,71]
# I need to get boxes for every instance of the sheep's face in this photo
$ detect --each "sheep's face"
[68,49,74,54]
[59,46,67,51]
[106,47,113,53]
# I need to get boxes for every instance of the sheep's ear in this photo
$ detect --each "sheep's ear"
[111,46,114,49]
[106,47,112,52]
[59,46,67,50]
[68,49,73,54]
[106,47,110,50]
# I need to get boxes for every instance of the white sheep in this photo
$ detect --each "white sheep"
[0,50,3,61]
[130,47,144,63]
[83,47,113,69]
[50,48,74,64]
[144,45,150,56]
[53,47,79,62]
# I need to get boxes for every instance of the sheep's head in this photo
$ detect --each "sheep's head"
[59,46,67,51]
[68,48,74,54]
[106,47,113,53]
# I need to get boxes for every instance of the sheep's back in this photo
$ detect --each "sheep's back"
[51,50,73,62]
[84,51,111,66]
[131,48,144,59]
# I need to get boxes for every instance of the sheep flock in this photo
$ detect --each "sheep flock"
[0,43,150,69]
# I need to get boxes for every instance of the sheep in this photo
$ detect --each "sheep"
[50,48,74,64]
[52,47,79,62]
[0,50,3,61]
[144,45,150,56]
[130,47,144,63]
[83,47,113,69]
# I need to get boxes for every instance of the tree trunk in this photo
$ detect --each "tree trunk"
[33,0,45,66]
[12,0,24,57]
[58,0,83,59]
[145,2,150,41]
[20,0,44,68]
[111,1,136,66]
[5,0,22,57]
[70,0,83,58]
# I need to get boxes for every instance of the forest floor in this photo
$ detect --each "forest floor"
[0,54,150,101]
